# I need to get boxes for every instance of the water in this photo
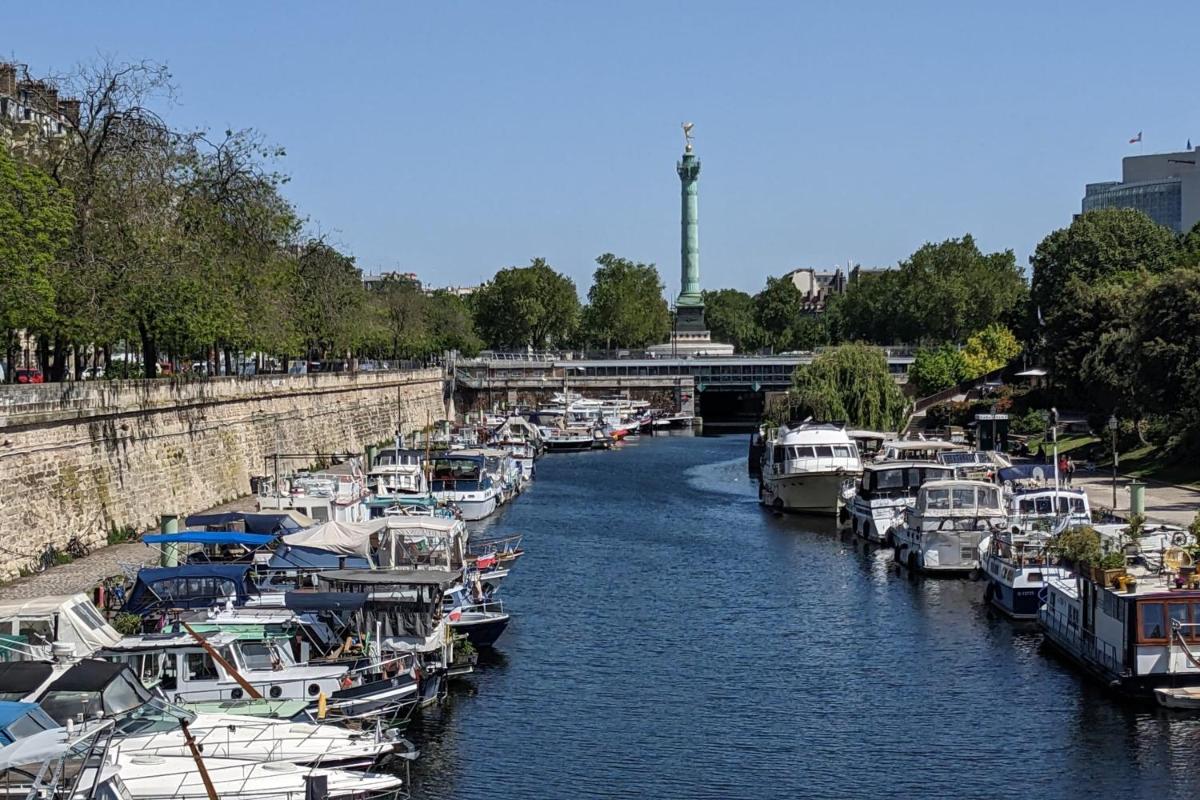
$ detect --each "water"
[404,434,1200,799]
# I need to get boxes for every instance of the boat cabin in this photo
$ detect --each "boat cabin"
[763,421,861,476]
[876,439,964,464]
[429,454,490,492]
[0,594,122,659]
[122,565,259,617]
[857,462,955,501]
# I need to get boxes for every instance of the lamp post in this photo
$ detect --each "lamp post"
[1108,414,1119,509]
[1049,407,1060,492]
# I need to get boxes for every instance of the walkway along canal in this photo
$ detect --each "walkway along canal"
[405,433,1200,799]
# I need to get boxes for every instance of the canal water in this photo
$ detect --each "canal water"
[405,434,1200,799]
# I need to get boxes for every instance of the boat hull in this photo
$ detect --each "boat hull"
[761,471,850,514]
[451,613,510,648]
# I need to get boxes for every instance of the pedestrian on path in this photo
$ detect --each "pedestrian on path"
[1066,457,1076,486]
[1059,455,1069,484]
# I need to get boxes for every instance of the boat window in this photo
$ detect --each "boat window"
[1034,497,1052,515]
[1168,602,1190,638]
[1019,499,1035,514]
[1140,603,1166,642]
[71,602,110,631]
[906,469,922,488]
[772,446,785,463]
[791,446,815,458]
[875,470,904,490]
[4,712,53,739]
[17,619,52,643]
[1026,572,1043,583]
[186,652,218,680]
[978,488,999,509]
[832,446,852,458]
[40,691,102,723]
[310,507,330,522]
[103,674,151,714]
[951,487,976,509]
[925,488,950,511]
[1070,498,1086,513]
[239,642,278,670]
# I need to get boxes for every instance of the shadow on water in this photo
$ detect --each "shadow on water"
[399,433,1200,800]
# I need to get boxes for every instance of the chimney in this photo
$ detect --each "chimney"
[58,98,80,125]
[0,64,16,97]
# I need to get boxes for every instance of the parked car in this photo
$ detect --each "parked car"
[15,368,44,384]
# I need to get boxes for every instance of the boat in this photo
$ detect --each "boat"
[0,593,124,659]
[893,479,1007,574]
[937,449,1012,479]
[1039,539,1200,701]
[444,585,510,648]
[757,421,862,514]
[846,461,954,545]
[874,439,965,463]
[429,451,501,520]
[978,527,1070,619]
[318,568,463,706]
[0,659,408,768]
[257,465,371,525]
[541,427,595,452]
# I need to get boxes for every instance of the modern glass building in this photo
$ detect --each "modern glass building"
[1082,148,1200,234]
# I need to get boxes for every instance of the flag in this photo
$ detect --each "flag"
[1129,132,1142,144]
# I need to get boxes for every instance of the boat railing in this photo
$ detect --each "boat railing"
[1041,609,1125,676]
[469,534,524,556]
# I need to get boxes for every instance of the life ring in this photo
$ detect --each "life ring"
[1172,532,1188,547]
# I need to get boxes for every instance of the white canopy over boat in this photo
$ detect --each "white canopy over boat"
[280,519,389,559]
[0,593,122,657]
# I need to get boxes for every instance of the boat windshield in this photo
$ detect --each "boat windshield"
[432,459,482,482]
[40,671,155,724]
[1015,495,1087,516]
[921,485,1002,513]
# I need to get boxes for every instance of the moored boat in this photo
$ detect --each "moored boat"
[758,421,862,514]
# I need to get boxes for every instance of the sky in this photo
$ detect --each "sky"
[8,1,1198,297]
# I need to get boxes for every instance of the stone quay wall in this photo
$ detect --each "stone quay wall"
[0,370,447,579]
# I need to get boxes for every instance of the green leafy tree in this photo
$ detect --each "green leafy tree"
[961,323,1022,378]
[0,149,72,378]
[426,290,483,356]
[908,345,966,396]
[1131,268,1200,455]
[293,241,367,360]
[789,343,908,431]
[580,253,669,349]
[370,274,428,358]
[472,258,580,349]
[702,288,759,351]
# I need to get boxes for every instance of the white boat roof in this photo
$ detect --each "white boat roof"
[109,630,241,651]
[862,460,952,472]
[848,429,896,440]
[884,439,963,451]
[774,422,853,445]
[383,517,463,534]
[922,479,999,490]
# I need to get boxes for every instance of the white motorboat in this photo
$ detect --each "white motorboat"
[847,461,954,544]
[429,451,500,520]
[758,421,862,514]
[893,479,1006,574]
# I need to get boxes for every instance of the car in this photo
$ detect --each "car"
[15,368,44,384]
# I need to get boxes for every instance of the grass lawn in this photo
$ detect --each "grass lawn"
[1023,434,1099,457]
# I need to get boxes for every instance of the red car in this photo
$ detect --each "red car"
[15,369,44,384]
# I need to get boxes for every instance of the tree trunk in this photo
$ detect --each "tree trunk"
[74,343,86,381]
[47,336,68,382]
[223,347,233,377]
[138,321,157,380]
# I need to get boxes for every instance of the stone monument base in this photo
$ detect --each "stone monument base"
[647,330,734,357]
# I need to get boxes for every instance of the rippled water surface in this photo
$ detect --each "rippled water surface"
[404,434,1200,799]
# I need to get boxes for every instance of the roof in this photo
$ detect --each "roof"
[42,659,127,692]
[284,591,368,612]
[921,479,1000,490]
[143,531,275,547]
[267,544,370,571]
[184,511,311,533]
[0,663,54,695]
[134,564,254,583]
[884,440,963,451]
[105,630,239,650]
[863,461,950,472]
[317,568,460,587]
[384,517,463,534]
[0,593,92,618]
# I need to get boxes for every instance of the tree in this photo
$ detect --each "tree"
[834,270,904,344]
[0,149,72,379]
[960,323,1022,379]
[1131,268,1200,455]
[472,258,579,350]
[580,253,669,349]
[370,274,428,359]
[294,241,366,360]
[426,290,482,356]
[1031,208,1179,324]
[908,345,966,396]
[702,288,759,351]
[789,343,908,431]
[752,276,829,352]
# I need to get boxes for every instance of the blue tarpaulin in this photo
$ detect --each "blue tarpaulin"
[184,511,306,534]
[143,531,275,547]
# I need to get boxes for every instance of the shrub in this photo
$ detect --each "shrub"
[1053,525,1102,567]
[113,613,143,635]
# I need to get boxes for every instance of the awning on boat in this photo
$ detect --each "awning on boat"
[267,544,371,570]
[184,511,311,534]
[283,591,368,613]
[280,519,389,559]
[317,568,460,587]
[143,531,275,547]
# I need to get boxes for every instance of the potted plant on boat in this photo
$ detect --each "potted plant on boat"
[1097,552,1126,589]
[1052,525,1102,575]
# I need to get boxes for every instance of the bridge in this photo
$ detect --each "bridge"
[452,350,916,424]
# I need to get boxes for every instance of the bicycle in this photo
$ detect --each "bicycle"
[65,534,91,559]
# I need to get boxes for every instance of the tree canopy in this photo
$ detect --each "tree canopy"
[581,253,669,349]
[702,289,758,351]
[472,258,580,350]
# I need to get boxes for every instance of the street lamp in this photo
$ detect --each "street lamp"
[1108,414,1119,509]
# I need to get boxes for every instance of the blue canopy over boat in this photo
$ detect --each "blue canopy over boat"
[183,511,306,534]
[123,564,258,615]
[142,531,275,547]
[266,544,370,570]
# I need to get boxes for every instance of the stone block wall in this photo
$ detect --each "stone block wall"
[0,369,446,578]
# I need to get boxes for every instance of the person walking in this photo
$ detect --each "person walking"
[1066,457,1076,486]
[1058,455,1069,485]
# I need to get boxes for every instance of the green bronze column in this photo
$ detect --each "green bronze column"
[675,124,705,331]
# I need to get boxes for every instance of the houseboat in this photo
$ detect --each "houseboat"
[758,421,862,514]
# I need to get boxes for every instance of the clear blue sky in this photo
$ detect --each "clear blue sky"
[9,1,1198,296]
